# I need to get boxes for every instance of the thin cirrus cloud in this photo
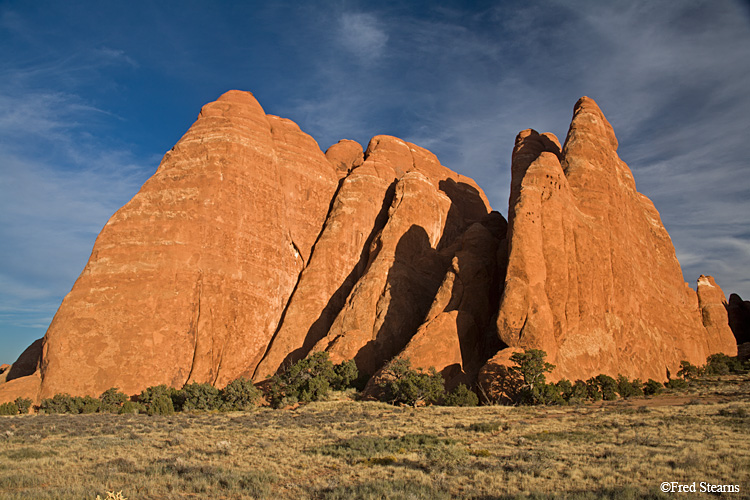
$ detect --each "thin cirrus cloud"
[0,0,748,364]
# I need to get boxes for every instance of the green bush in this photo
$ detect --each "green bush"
[555,379,573,401]
[80,395,101,414]
[14,397,32,414]
[378,358,445,407]
[39,393,82,414]
[585,377,602,402]
[677,360,702,379]
[508,349,556,405]
[570,380,589,403]
[181,382,221,411]
[139,385,177,415]
[220,377,261,411]
[267,352,336,408]
[664,378,689,391]
[99,388,129,413]
[616,375,644,398]
[643,379,664,396]
[332,359,359,390]
[704,353,744,375]
[120,401,146,414]
[266,352,361,409]
[0,402,17,415]
[443,384,478,407]
[594,374,618,401]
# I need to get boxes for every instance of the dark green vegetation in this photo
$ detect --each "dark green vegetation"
[485,348,749,406]
[0,397,31,416]
[1,373,748,499]
[20,349,750,419]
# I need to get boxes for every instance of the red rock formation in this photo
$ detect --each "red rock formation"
[252,141,398,380]
[480,97,737,394]
[696,275,737,353]
[310,136,492,376]
[0,91,738,404]
[727,293,750,345]
[12,91,340,400]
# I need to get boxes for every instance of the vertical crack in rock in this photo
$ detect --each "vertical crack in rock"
[185,271,203,386]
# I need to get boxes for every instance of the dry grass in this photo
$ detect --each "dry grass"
[1,375,748,499]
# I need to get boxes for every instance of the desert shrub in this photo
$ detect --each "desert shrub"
[664,378,689,391]
[332,359,359,390]
[468,422,500,433]
[585,377,602,402]
[180,382,221,411]
[220,377,261,411]
[643,379,664,396]
[443,384,478,407]
[704,353,744,375]
[570,380,589,402]
[555,379,573,401]
[99,388,129,413]
[14,397,32,414]
[39,393,82,414]
[508,349,556,405]
[595,374,618,401]
[267,352,357,408]
[677,360,702,379]
[139,385,177,415]
[120,401,146,414]
[616,375,644,398]
[0,402,18,415]
[378,358,444,407]
[80,395,101,414]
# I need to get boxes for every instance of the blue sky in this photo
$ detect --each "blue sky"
[1,0,749,364]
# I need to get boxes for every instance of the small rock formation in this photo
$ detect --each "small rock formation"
[479,97,737,394]
[727,293,750,345]
[0,91,739,404]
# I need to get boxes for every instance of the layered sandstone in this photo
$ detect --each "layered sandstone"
[0,91,739,404]
[34,91,339,398]
[480,97,737,392]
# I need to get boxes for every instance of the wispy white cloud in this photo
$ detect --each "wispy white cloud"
[337,12,388,60]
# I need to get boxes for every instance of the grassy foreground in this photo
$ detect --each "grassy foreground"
[1,376,748,499]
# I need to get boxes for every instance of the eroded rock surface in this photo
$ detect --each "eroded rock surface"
[0,91,738,404]
[480,97,737,394]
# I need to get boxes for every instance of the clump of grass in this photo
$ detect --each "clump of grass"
[312,433,454,461]
[468,421,501,433]
[320,478,451,500]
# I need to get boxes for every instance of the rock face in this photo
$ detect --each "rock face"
[0,91,739,403]
[727,293,750,345]
[480,97,737,394]
[30,91,340,399]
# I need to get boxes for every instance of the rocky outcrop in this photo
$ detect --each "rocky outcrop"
[727,293,750,345]
[480,97,737,393]
[0,91,739,404]
[25,91,340,399]
[309,137,492,376]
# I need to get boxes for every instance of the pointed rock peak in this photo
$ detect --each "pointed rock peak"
[565,96,618,151]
